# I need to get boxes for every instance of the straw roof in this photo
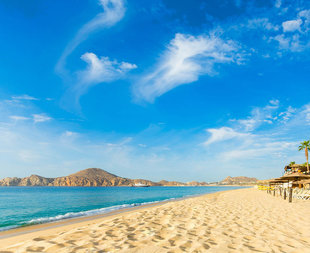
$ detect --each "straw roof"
[269,181,280,184]
[271,178,287,183]
[290,164,307,168]
[280,172,310,180]
[257,178,286,184]
[296,179,310,185]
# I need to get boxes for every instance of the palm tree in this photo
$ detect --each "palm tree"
[289,161,295,166]
[298,141,310,174]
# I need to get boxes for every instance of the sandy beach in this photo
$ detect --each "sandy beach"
[1,188,310,252]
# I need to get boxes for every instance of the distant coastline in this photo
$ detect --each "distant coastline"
[0,168,258,187]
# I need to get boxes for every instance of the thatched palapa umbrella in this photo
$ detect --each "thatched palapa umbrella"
[278,173,310,201]
[294,179,310,189]
[280,172,310,181]
[281,172,310,191]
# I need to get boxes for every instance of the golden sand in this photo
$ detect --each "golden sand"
[1,188,310,252]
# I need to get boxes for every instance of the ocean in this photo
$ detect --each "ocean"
[0,186,245,231]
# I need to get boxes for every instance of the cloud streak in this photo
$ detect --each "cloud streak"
[0,95,309,181]
[11,95,38,101]
[33,114,52,123]
[71,52,137,100]
[235,100,280,131]
[282,19,302,32]
[56,0,126,75]
[204,127,250,145]
[133,33,243,103]
[202,100,310,173]
[268,9,310,52]
[10,116,30,121]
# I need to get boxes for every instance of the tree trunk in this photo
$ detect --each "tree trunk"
[306,148,309,174]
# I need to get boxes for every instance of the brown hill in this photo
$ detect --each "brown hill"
[156,180,209,186]
[51,168,132,187]
[0,168,158,187]
[220,176,258,185]
[69,168,118,180]
[0,175,54,186]
[158,180,186,186]
[0,168,257,187]
[186,181,209,186]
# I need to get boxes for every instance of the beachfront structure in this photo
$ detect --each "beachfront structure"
[133,182,150,187]
[257,172,310,202]
[284,164,308,175]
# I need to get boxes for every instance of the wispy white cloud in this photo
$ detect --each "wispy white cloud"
[71,52,137,100]
[266,9,310,52]
[32,114,52,123]
[272,34,304,52]
[133,33,243,102]
[201,100,310,177]
[11,95,38,101]
[221,140,297,160]
[1,96,53,125]
[299,9,310,31]
[275,0,282,8]
[246,18,279,31]
[60,131,79,145]
[55,0,133,108]
[18,150,41,163]
[278,106,296,123]
[204,127,250,145]
[56,0,126,75]
[10,115,30,121]
[0,95,309,181]
[301,105,310,124]
[233,100,280,131]
[5,95,39,105]
[282,19,302,32]
[221,4,310,55]
[63,131,77,137]
[0,98,208,181]
[202,102,295,162]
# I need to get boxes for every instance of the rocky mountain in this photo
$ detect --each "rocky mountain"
[158,180,186,186]
[219,176,258,185]
[0,168,257,187]
[0,175,54,186]
[0,168,160,187]
[186,181,209,186]
[157,180,209,186]
[52,168,134,187]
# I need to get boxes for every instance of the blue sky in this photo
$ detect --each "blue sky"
[0,0,310,181]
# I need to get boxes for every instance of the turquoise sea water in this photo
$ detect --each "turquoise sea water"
[0,186,244,231]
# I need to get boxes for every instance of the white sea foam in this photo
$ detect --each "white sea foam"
[25,199,166,225]
[26,204,134,224]
[0,225,19,231]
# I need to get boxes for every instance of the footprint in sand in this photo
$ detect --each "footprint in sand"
[32,237,45,242]
[26,246,45,252]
